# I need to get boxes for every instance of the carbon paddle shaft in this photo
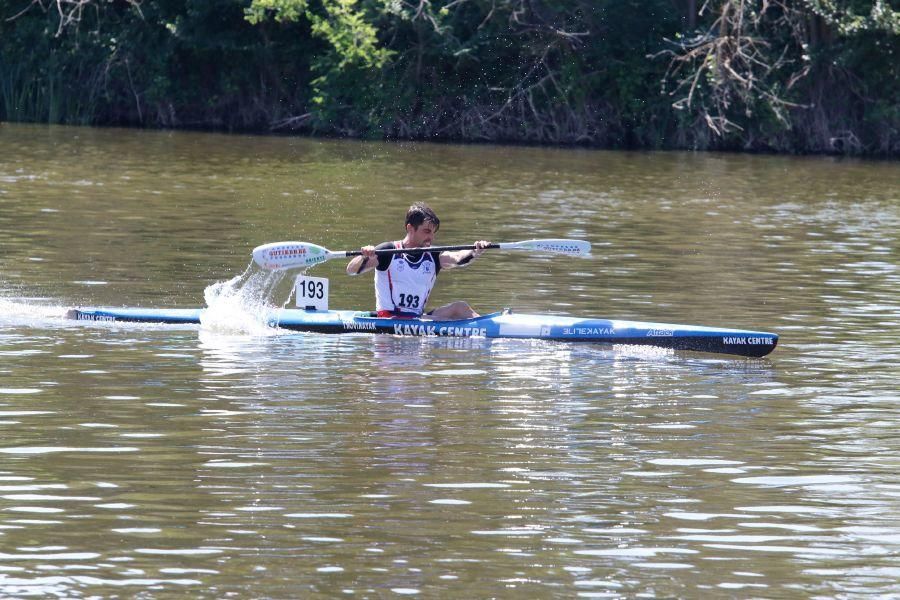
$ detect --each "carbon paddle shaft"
[344,244,499,257]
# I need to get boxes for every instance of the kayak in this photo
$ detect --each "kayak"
[65,307,778,357]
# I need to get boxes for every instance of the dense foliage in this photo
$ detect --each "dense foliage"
[1,0,897,154]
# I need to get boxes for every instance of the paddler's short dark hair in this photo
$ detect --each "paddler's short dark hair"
[405,202,440,230]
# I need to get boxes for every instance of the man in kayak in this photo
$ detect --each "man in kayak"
[346,203,490,320]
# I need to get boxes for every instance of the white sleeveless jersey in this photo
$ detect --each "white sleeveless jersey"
[374,241,439,315]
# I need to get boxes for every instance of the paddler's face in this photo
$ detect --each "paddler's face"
[407,222,437,247]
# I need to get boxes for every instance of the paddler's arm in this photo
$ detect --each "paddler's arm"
[439,240,491,270]
[347,245,378,276]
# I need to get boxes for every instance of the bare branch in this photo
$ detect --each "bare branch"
[6,0,144,36]
[656,0,811,137]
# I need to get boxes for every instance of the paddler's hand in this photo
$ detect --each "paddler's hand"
[348,245,377,276]
[473,240,491,258]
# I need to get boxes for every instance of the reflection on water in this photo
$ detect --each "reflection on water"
[0,123,899,596]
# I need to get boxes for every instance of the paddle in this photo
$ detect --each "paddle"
[252,239,591,271]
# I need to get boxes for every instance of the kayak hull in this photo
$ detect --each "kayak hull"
[66,307,778,358]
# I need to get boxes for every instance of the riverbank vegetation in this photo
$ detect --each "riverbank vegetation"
[1,0,897,155]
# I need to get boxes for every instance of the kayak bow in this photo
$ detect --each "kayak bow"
[66,307,778,357]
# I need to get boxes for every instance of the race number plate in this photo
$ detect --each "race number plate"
[295,275,329,311]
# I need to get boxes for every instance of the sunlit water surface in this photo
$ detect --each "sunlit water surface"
[0,123,898,597]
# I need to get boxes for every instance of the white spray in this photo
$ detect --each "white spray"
[199,265,293,335]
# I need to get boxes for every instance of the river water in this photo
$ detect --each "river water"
[1,123,898,597]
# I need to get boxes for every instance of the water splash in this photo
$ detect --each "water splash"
[199,266,290,335]
[0,296,70,327]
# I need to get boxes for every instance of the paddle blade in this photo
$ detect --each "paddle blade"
[252,241,333,270]
[501,239,591,256]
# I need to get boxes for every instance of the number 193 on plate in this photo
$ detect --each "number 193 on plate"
[295,275,329,311]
